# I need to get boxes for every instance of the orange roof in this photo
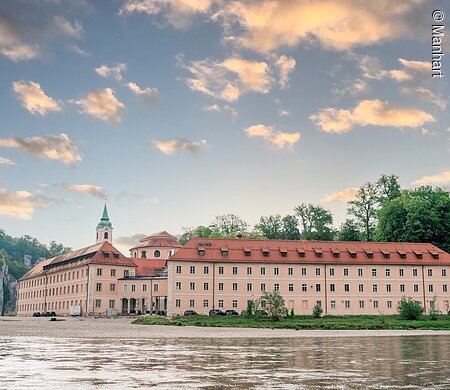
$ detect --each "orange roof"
[170,238,450,266]
[131,258,167,277]
[129,231,181,250]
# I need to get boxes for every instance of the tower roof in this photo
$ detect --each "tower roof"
[97,203,112,228]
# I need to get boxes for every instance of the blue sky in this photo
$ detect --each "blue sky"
[0,0,449,252]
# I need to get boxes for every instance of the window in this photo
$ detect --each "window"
[358,284,364,292]
[316,268,321,276]
[218,266,224,275]
[190,266,196,274]
[386,284,391,293]
[232,283,238,291]
[262,249,269,257]
[140,251,147,258]
[104,232,108,240]
[154,284,159,292]
[189,300,195,308]
[260,267,266,276]
[176,265,182,274]
[344,284,350,292]
[428,269,433,277]
[131,284,136,292]
[221,250,228,257]
[373,301,379,309]
[154,250,161,258]
[288,284,294,292]
[190,282,196,290]
[329,268,335,276]
[247,267,252,275]
[372,284,378,292]
[344,300,350,309]
[232,300,238,308]
[203,300,209,308]
[124,270,129,277]
[110,283,115,292]
[302,284,307,292]
[232,267,238,275]
[302,268,307,276]
[330,284,336,292]
[218,283,224,291]
[274,267,279,276]
[274,283,280,292]
[411,269,418,277]
[330,300,336,309]
[176,282,182,290]
[204,266,209,274]
[343,268,349,276]
[175,299,181,308]
[95,299,101,308]
[97,268,102,276]
[96,283,102,292]
[315,284,321,292]
[428,284,434,293]
[414,284,419,292]
[399,269,404,277]
[198,249,205,256]
[442,269,447,277]
[260,283,266,292]
[358,269,363,277]
[111,269,116,277]
[204,283,209,291]
[247,283,252,292]
[359,300,365,309]
[387,301,392,309]
[288,267,293,276]
[372,269,377,277]
[109,300,115,309]
[385,269,391,277]
[443,285,448,293]
[218,300,224,308]
[400,284,405,292]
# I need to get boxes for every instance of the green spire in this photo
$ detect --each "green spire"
[97,203,112,228]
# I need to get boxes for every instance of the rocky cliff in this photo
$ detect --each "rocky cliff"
[0,260,18,315]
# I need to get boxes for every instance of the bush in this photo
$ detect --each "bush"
[261,291,286,321]
[397,296,423,320]
[312,304,323,318]
[429,296,440,320]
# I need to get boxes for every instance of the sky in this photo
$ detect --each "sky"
[0,0,449,254]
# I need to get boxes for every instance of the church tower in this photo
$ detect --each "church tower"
[96,203,113,244]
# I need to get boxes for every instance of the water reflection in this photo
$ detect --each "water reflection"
[0,336,449,389]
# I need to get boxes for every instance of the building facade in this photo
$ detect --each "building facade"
[167,238,450,316]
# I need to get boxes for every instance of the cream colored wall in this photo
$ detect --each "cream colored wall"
[130,247,176,260]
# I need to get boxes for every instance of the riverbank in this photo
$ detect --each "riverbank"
[1,316,450,338]
[134,314,450,330]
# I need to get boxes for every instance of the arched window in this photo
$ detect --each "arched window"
[133,251,137,258]
[104,232,108,239]
[96,232,98,240]
[141,251,147,258]
[154,250,161,258]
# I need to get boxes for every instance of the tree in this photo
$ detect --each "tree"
[312,304,323,318]
[256,215,282,239]
[261,291,286,321]
[211,214,249,236]
[48,241,71,257]
[281,215,300,240]
[376,174,401,202]
[397,296,423,320]
[348,182,379,241]
[294,203,334,240]
[178,225,216,245]
[338,219,361,241]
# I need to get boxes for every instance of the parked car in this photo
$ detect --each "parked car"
[41,311,52,317]
[183,310,198,316]
[224,310,238,316]
[50,311,56,317]
[209,309,225,316]
[32,312,41,317]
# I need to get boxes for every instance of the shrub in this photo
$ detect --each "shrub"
[261,291,286,321]
[397,296,423,320]
[312,304,323,318]
[429,296,440,320]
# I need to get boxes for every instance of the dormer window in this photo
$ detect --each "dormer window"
[262,249,269,257]
[244,248,251,256]
[103,252,109,258]
[364,250,373,259]
[381,250,390,259]
[413,250,423,259]
[313,248,323,258]
[348,250,357,259]
[280,248,287,257]
[113,253,119,259]
[397,250,406,259]
[221,247,228,257]
[197,246,205,256]
[429,251,439,259]
[297,249,306,258]
[331,249,340,258]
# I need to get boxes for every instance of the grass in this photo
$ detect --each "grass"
[133,314,450,330]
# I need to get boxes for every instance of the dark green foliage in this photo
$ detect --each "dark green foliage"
[312,304,323,318]
[294,203,334,240]
[261,291,286,321]
[338,219,361,241]
[397,296,423,320]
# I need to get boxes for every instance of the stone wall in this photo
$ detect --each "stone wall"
[0,260,18,315]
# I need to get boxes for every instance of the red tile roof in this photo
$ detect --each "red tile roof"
[129,231,181,250]
[170,238,450,266]
[131,258,167,277]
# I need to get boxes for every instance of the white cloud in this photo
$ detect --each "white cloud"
[332,78,368,96]
[95,63,127,81]
[74,88,124,123]
[244,124,300,149]
[275,55,296,89]
[321,187,359,203]
[413,170,450,186]
[401,87,446,111]
[0,157,15,165]
[151,138,207,154]
[12,80,61,116]
[277,109,291,117]
[398,58,429,73]
[53,16,83,38]
[68,44,89,56]
[0,133,81,165]
[0,187,51,219]
[127,82,159,105]
[63,184,106,198]
[311,99,435,134]
[203,104,237,120]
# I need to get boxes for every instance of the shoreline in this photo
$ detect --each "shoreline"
[1,316,450,339]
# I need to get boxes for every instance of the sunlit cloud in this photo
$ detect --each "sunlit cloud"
[332,78,368,96]
[0,187,52,219]
[74,88,124,123]
[12,80,61,116]
[311,99,435,134]
[95,63,127,81]
[53,16,83,38]
[321,187,358,203]
[275,55,296,89]
[0,157,15,165]
[244,124,300,149]
[63,184,106,198]
[398,58,429,73]
[401,87,446,111]
[0,133,81,165]
[151,138,207,154]
[203,104,237,120]
[127,82,159,105]
[413,169,450,186]
[277,109,291,117]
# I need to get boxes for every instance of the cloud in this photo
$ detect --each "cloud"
[277,109,291,117]
[119,0,213,29]
[151,138,207,154]
[413,169,450,186]
[401,87,446,111]
[53,16,83,38]
[68,44,89,56]
[213,0,423,53]
[74,88,124,123]
[0,187,51,219]
[12,80,61,116]
[95,63,127,81]
[398,58,429,73]
[321,187,359,203]
[332,78,368,96]
[244,124,300,149]
[420,128,435,137]
[127,82,159,105]
[63,184,106,198]
[0,133,81,165]
[115,233,148,247]
[0,157,15,165]
[275,55,296,89]
[203,104,237,120]
[310,99,435,134]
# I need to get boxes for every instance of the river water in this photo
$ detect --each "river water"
[0,334,449,389]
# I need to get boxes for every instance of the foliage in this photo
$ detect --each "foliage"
[7,260,29,280]
[397,296,423,320]
[312,304,323,318]
[348,182,379,241]
[256,215,282,239]
[294,203,334,240]
[376,174,401,202]
[338,219,361,241]
[429,296,440,320]
[261,291,286,321]
[211,213,249,236]
[281,215,300,240]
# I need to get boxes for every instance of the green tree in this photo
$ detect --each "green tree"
[211,214,249,236]
[397,296,423,320]
[281,215,300,240]
[348,182,379,241]
[294,203,334,240]
[256,215,282,239]
[312,304,323,318]
[376,174,401,202]
[338,219,361,241]
[262,291,286,321]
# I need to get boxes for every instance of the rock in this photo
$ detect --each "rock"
[0,260,18,316]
